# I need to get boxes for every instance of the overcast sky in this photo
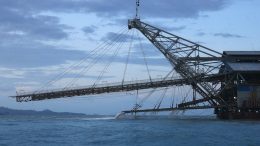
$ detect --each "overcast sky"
[0,0,259,114]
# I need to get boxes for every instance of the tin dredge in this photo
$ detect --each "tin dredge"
[13,1,260,119]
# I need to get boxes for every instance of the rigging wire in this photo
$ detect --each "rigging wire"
[131,68,176,111]
[170,87,176,108]
[180,86,192,104]
[154,87,168,110]
[136,30,152,82]
[122,30,135,85]
[34,27,128,93]
[169,71,177,108]
[64,29,129,88]
[64,29,130,89]
[92,34,126,87]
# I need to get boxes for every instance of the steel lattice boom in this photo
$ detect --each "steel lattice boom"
[14,75,223,102]
[128,19,231,108]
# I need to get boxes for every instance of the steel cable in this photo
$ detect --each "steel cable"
[34,27,128,93]
[64,29,130,89]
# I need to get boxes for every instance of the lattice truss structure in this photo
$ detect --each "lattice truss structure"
[128,19,233,109]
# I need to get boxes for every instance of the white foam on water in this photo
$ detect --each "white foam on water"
[80,117,116,121]
[115,112,137,120]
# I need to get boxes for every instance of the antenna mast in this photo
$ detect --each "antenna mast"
[135,0,140,19]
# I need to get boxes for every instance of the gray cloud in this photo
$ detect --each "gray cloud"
[96,42,170,67]
[0,8,71,40]
[0,43,85,68]
[83,75,115,80]
[0,0,233,69]
[156,25,187,33]
[197,32,206,36]
[168,26,186,32]
[102,32,139,43]
[214,33,244,38]
[82,26,97,35]
[0,0,232,19]
[132,43,163,57]
[0,78,16,93]
[100,55,169,67]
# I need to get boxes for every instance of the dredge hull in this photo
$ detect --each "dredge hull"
[217,111,260,120]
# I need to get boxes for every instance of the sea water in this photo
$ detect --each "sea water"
[0,115,260,146]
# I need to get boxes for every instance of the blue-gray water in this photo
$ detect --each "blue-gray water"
[0,115,260,146]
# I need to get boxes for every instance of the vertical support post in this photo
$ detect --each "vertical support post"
[136,0,140,19]
[193,89,196,101]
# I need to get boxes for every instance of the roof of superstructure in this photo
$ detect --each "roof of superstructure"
[223,51,260,56]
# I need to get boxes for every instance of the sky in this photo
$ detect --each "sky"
[0,0,260,115]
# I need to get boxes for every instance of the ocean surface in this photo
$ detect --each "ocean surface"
[0,115,260,146]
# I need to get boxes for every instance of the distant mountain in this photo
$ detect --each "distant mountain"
[0,107,86,116]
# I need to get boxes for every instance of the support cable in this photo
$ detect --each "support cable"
[180,87,192,105]
[137,30,152,82]
[35,27,128,93]
[92,35,125,87]
[131,68,176,111]
[131,88,156,111]
[122,30,134,85]
[65,29,129,88]
[64,29,129,89]
[171,87,176,108]
[154,87,168,110]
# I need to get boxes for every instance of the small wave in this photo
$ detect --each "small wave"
[115,112,137,120]
[80,117,115,121]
